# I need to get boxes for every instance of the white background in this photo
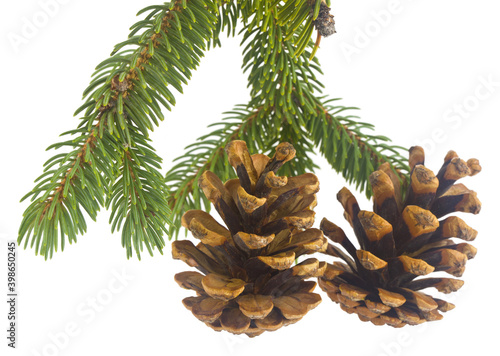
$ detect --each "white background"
[1,0,499,355]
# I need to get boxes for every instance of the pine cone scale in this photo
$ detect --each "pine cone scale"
[191,297,229,323]
[220,308,252,334]
[236,294,274,319]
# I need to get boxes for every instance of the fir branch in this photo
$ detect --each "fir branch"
[308,98,410,196]
[273,0,334,58]
[210,1,241,48]
[19,111,115,259]
[107,131,172,259]
[19,0,224,259]
[240,9,324,122]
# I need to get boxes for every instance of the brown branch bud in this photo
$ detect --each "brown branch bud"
[312,1,336,37]
[111,75,129,92]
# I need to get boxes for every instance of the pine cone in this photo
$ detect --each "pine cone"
[172,141,327,337]
[319,147,481,327]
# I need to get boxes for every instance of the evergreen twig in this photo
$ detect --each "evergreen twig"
[310,98,409,196]
[19,0,225,259]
